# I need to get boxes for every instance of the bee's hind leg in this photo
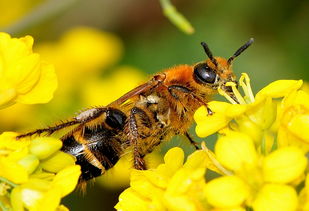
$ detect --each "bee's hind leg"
[16,120,79,139]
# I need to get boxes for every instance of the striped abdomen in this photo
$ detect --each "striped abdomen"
[61,108,127,182]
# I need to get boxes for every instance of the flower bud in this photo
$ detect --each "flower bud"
[205,176,249,208]
[262,146,307,183]
[29,137,62,160]
[215,131,257,171]
[41,151,75,173]
[18,154,39,174]
[252,184,297,211]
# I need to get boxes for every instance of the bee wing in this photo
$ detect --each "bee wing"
[109,81,157,106]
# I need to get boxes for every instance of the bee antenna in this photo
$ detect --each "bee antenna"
[228,38,254,65]
[201,42,218,67]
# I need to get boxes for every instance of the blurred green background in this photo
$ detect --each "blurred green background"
[1,0,308,210]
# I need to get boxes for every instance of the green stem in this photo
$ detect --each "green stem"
[159,0,194,34]
[0,177,17,188]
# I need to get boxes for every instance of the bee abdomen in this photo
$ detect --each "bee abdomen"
[62,127,122,182]
[61,135,103,181]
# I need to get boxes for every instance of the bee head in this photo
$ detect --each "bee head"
[193,38,254,94]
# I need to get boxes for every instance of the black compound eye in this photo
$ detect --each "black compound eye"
[105,109,127,130]
[193,63,217,84]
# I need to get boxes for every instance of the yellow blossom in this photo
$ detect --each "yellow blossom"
[252,184,298,211]
[193,74,309,211]
[262,146,307,184]
[194,74,302,144]
[36,27,123,84]
[115,147,211,211]
[215,131,258,172]
[0,32,57,109]
[277,89,309,149]
[0,132,81,210]
[205,176,249,208]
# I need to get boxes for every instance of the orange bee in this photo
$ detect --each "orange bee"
[17,38,254,184]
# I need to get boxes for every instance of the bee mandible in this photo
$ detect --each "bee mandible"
[17,38,254,184]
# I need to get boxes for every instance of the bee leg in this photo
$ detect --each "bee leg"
[185,132,200,150]
[128,107,151,170]
[16,120,79,139]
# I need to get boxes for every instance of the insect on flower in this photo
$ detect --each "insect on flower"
[16,39,254,185]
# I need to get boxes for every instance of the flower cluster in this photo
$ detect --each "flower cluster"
[0,132,80,211]
[116,74,309,211]
[115,147,210,210]
[0,32,80,211]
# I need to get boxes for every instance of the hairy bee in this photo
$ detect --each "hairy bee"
[17,39,254,184]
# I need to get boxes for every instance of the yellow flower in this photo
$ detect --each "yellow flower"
[204,175,249,208]
[0,132,81,210]
[215,131,258,172]
[277,89,309,150]
[252,184,298,211]
[115,147,210,211]
[194,73,306,153]
[262,146,307,183]
[0,32,57,109]
[36,26,123,84]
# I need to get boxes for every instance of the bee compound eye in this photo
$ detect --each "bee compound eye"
[105,109,127,130]
[193,63,217,84]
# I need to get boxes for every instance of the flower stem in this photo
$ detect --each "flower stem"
[159,0,195,34]
[0,177,17,188]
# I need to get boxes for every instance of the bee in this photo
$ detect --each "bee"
[17,38,254,184]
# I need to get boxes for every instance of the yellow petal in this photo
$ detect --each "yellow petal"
[0,157,28,184]
[195,114,230,138]
[262,146,307,183]
[130,170,164,198]
[183,150,209,170]
[256,80,303,99]
[41,151,75,173]
[52,165,81,197]
[115,188,151,211]
[29,137,62,160]
[205,176,249,208]
[0,88,16,108]
[17,154,39,174]
[10,186,24,211]
[163,147,184,173]
[215,131,257,171]
[16,63,57,104]
[282,90,309,110]
[35,187,62,211]
[0,131,30,150]
[252,184,298,211]
[287,114,309,141]
[164,194,197,211]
